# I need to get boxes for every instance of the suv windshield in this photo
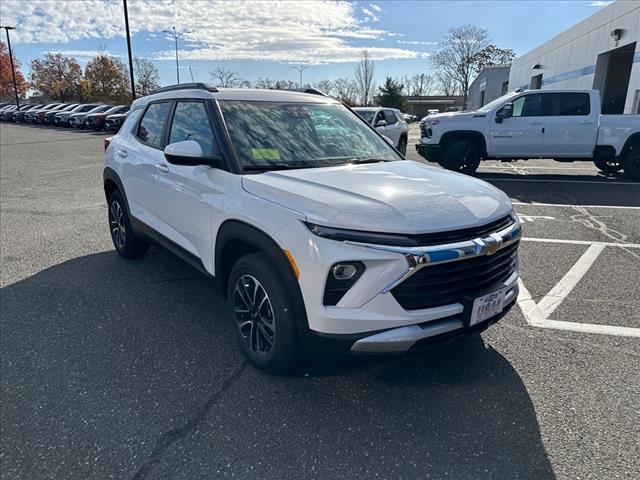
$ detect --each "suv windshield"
[477,92,519,112]
[219,101,400,170]
[354,109,375,123]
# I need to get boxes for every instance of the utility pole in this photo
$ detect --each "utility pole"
[0,26,20,107]
[291,64,307,88]
[164,27,191,84]
[122,0,136,100]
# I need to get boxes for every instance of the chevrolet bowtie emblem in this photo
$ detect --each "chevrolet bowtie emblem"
[485,243,499,255]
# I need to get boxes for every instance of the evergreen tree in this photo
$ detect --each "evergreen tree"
[377,77,407,111]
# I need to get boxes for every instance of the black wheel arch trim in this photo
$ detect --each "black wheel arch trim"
[440,130,488,157]
[103,167,130,213]
[620,132,640,158]
[215,220,310,329]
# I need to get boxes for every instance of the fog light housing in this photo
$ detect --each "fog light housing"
[323,261,365,306]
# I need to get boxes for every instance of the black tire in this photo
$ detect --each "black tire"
[440,140,480,174]
[593,157,622,174]
[397,136,407,156]
[227,253,299,374]
[621,141,640,181]
[107,191,149,259]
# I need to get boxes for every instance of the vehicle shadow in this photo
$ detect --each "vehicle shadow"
[1,250,555,479]
[476,171,639,207]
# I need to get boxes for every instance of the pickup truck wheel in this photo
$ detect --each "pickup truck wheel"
[397,136,407,156]
[621,143,640,181]
[228,253,299,374]
[107,191,149,259]
[593,157,622,174]
[441,140,480,174]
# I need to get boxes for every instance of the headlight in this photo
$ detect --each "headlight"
[427,120,439,126]
[304,222,418,247]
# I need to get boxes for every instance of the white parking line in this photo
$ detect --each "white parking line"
[482,177,640,186]
[517,239,640,338]
[522,237,640,248]
[536,243,605,317]
[513,202,640,210]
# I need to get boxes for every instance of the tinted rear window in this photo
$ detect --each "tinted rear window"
[137,102,171,148]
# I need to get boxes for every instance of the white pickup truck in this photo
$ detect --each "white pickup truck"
[416,89,640,180]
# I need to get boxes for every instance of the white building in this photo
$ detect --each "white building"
[509,0,640,114]
[467,64,511,111]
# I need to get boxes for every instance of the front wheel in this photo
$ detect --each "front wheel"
[228,253,300,374]
[593,157,622,174]
[440,140,480,174]
[622,142,640,181]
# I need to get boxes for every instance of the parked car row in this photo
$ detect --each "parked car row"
[0,102,129,132]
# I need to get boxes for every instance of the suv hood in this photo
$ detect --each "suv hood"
[242,161,512,234]
[422,111,483,122]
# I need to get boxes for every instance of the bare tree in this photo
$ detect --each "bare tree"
[354,50,375,106]
[312,79,336,97]
[436,71,461,96]
[210,66,249,88]
[409,73,436,96]
[274,79,298,89]
[133,57,160,96]
[254,77,275,89]
[431,25,490,107]
[333,78,358,106]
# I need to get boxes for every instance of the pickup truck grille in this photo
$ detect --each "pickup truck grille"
[390,240,518,310]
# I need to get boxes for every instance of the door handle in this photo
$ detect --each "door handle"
[117,149,128,158]
[580,120,594,124]
[156,164,169,174]
[529,121,543,125]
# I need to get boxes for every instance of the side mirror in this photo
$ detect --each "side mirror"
[164,140,221,167]
[375,119,388,127]
[495,103,513,123]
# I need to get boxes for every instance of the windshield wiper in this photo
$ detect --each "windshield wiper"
[242,163,293,172]
[347,157,389,165]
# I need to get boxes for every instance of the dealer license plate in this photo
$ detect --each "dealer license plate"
[470,288,507,326]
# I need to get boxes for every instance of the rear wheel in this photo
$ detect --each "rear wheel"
[593,157,622,174]
[107,191,149,259]
[228,253,299,374]
[440,140,480,174]
[397,136,407,156]
[622,141,640,181]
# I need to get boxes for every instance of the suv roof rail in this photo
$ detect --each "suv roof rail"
[149,83,219,95]
[280,88,327,97]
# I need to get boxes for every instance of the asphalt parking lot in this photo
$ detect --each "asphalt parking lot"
[1,122,639,480]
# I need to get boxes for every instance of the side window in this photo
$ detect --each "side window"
[384,110,398,125]
[137,101,171,148]
[374,111,385,124]
[546,93,590,116]
[169,101,219,158]
[512,94,543,117]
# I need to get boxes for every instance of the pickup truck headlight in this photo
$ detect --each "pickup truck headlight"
[304,222,418,247]
[426,120,439,126]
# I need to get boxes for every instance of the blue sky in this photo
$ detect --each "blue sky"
[1,0,614,87]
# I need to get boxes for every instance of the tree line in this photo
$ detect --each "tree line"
[0,24,513,110]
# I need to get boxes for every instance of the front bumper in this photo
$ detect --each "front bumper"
[415,142,440,162]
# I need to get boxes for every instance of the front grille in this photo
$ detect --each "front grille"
[410,214,513,246]
[391,240,519,310]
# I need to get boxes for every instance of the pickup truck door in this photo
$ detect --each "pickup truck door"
[541,92,598,157]
[490,93,544,158]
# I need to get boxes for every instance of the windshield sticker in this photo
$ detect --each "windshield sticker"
[251,148,281,161]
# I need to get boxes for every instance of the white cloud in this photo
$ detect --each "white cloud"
[396,40,438,46]
[588,1,613,6]
[42,49,121,59]
[0,0,421,63]
[361,7,380,22]
[370,4,382,12]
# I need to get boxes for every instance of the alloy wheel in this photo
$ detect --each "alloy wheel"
[109,200,126,250]
[233,275,276,356]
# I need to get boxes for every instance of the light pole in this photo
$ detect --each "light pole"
[122,0,136,100]
[0,25,20,107]
[291,64,307,88]
[163,27,191,84]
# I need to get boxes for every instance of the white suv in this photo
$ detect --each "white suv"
[353,107,409,155]
[104,84,521,373]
